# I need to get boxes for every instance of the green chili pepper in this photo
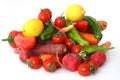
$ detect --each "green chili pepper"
[66,20,89,47]
[79,45,114,60]
[40,21,56,40]
[85,46,114,54]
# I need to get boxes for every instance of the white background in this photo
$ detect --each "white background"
[0,0,120,80]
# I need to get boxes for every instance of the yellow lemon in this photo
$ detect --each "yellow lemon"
[22,19,44,37]
[65,4,85,22]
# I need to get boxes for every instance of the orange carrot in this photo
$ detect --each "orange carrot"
[98,20,107,31]
[40,53,54,62]
[101,41,111,48]
[79,32,99,45]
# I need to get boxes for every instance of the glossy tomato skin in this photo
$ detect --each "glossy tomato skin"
[71,45,82,54]
[54,17,66,28]
[74,20,89,32]
[27,56,42,69]
[2,30,19,48]
[65,38,76,50]
[52,55,62,68]
[8,30,19,48]
[38,11,49,23]
[88,60,99,70]
[44,8,52,19]
[43,58,57,72]
[77,63,90,76]
[52,34,64,44]
[38,8,52,23]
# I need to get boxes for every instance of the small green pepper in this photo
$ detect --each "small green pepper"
[79,45,114,60]
[85,46,114,54]
[40,21,56,40]
[66,20,89,47]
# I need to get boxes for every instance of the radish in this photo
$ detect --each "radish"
[90,51,106,66]
[62,53,82,71]
[16,48,30,63]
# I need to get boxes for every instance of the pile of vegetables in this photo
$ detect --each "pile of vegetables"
[2,4,113,76]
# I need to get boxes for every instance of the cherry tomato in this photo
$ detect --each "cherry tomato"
[43,8,52,19]
[71,45,82,54]
[54,16,66,28]
[38,8,52,23]
[88,60,99,70]
[74,20,89,32]
[2,30,19,48]
[52,33,64,44]
[26,56,42,69]
[52,55,62,68]
[38,11,49,23]
[65,38,76,50]
[61,33,68,42]
[77,63,90,76]
[43,58,57,72]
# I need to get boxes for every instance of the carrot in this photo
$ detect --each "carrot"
[79,32,99,45]
[98,20,107,31]
[40,53,54,62]
[101,41,111,48]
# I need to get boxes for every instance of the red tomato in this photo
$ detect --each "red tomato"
[52,55,62,68]
[38,8,52,23]
[65,38,76,50]
[2,30,19,48]
[61,34,68,42]
[74,20,89,32]
[38,11,50,23]
[77,63,90,76]
[71,45,82,54]
[88,60,99,70]
[44,8,52,19]
[26,56,42,69]
[54,16,66,28]
[52,34,64,44]
[43,58,57,72]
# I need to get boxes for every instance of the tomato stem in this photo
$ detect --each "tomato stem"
[26,61,33,68]
[2,36,14,43]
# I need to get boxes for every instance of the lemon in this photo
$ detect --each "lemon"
[22,19,44,37]
[65,4,85,22]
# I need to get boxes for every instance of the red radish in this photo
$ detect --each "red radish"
[17,48,30,63]
[90,51,106,66]
[14,33,36,49]
[62,53,82,71]
[30,44,67,55]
